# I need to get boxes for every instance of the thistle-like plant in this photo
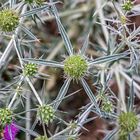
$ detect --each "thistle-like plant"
[0,0,140,139]
[24,1,128,117]
[104,83,139,140]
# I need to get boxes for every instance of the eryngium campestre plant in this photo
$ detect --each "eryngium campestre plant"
[23,0,128,115]
[0,9,19,32]
[1,0,140,139]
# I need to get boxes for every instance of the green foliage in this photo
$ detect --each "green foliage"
[64,55,88,80]
[0,9,19,32]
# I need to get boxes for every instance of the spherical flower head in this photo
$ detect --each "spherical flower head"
[97,93,113,113]
[37,105,55,124]
[0,108,13,128]
[101,100,113,113]
[118,112,138,136]
[122,0,133,11]
[0,9,19,32]
[24,63,37,77]
[64,55,88,80]
[3,122,19,140]
[35,136,48,140]
[24,0,44,5]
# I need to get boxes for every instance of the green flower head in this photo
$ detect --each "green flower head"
[37,105,55,124]
[0,9,19,32]
[64,55,88,80]
[24,63,37,77]
[101,100,113,113]
[118,112,138,137]
[0,108,13,127]
[122,0,133,11]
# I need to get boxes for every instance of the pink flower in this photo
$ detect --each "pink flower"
[3,122,19,140]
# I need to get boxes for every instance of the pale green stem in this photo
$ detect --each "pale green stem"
[8,76,24,109]
[115,70,127,112]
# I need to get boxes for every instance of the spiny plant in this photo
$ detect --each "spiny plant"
[0,0,140,139]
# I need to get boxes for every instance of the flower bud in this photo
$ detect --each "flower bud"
[0,9,19,32]
[37,105,55,124]
[64,55,88,80]
[24,63,37,77]
[0,108,13,128]
[122,0,133,11]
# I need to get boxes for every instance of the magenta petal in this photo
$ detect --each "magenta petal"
[3,122,19,140]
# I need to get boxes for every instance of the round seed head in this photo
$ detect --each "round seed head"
[64,55,88,80]
[37,105,55,124]
[0,9,19,32]
[24,63,37,77]
[0,108,13,128]
[118,112,138,136]
[122,0,133,11]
